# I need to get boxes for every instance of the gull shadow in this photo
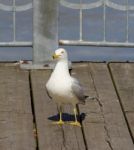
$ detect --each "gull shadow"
[48,113,86,123]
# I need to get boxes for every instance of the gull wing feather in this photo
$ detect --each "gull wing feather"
[71,77,86,104]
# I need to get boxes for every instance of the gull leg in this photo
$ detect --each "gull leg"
[52,105,64,125]
[69,107,81,127]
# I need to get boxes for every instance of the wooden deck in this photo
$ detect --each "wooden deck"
[0,62,134,150]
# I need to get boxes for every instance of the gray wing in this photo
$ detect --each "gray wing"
[71,78,86,104]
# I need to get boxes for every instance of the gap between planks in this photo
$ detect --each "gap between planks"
[30,70,86,150]
[108,63,134,143]
[72,62,134,150]
[29,71,39,150]
[26,63,134,150]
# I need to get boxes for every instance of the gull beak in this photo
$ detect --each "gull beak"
[52,53,60,59]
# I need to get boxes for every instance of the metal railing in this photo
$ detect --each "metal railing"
[0,0,134,67]
[59,0,134,47]
[0,0,32,47]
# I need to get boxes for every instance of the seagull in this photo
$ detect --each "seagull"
[46,48,95,127]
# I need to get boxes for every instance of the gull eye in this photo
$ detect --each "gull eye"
[61,51,64,54]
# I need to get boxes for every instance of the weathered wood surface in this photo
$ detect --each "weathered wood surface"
[0,63,134,150]
[30,70,86,150]
[0,66,35,150]
[72,63,134,150]
[110,63,134,142]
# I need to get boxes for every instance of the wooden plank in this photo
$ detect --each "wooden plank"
[110,63,134,141]
[30,70,86,150]
[0,66,35,150]
[72,63,134,150]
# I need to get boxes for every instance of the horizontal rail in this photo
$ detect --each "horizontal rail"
[59,40,134,47]
[2,40,134,48]
[60,0,134,11]
[60,0,102,10]
[0,3,32,12]
[0,42,32,47]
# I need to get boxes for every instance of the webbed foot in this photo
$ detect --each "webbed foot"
[69,121,81,127]
[52,120,65,125]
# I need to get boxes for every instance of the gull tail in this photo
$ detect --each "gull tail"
[85,96,102,106]
[85,96,97,100]
[79,96,100,105]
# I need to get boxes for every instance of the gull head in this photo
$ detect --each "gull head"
[52,48,68,60]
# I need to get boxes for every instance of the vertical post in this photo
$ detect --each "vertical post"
[126,0,129,42]
[33,0,59,64]
[103,0,106,42]
[13,0,16,42]
[79,0,83,41]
